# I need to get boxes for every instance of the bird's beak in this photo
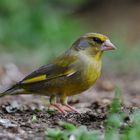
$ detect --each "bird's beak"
[100,40,116,51]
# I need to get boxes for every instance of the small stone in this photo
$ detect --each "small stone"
[98,80,114,91]
[0,118,17,128]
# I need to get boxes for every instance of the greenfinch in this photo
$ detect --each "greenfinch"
[1,33,116,113]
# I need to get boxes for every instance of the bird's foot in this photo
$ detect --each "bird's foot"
[64,104,80,114]
[50,103,67,114]
[49,104,80,114]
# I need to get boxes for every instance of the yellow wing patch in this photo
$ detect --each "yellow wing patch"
[22,75,46,84]
[22,69,76,84]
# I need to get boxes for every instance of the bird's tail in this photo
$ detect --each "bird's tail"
[0,84,21,97]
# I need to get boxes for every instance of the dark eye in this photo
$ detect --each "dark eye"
[93,37,103,44]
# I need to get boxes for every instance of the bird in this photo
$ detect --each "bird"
[0,33,116,113]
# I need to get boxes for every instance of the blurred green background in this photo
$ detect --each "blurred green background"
[0,0,140,76]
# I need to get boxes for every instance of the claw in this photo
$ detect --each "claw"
[50,103,67,114]
[64,104,80,114]
[49,103,80,114]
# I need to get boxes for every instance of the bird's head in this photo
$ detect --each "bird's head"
[72,33,116,57]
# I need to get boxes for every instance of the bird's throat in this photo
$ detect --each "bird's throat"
[95,51,103,61]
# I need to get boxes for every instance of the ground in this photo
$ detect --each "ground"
[0,73,140,140]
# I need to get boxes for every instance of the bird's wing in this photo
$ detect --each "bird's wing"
[20,55,77,84]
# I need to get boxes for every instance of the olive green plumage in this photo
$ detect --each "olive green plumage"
[1,33,116,113]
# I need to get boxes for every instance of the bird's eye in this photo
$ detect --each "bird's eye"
[92,37,103,44]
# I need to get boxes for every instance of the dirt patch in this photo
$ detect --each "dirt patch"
[0,99,108,140]
[0,95,136,140]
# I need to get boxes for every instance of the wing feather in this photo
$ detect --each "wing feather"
[20,54,77,84]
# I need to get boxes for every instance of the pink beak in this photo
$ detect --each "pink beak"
[100,40,116,51]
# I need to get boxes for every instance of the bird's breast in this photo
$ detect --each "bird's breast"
[83,59,102,87]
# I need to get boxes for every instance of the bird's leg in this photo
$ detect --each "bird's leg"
[49,96,66,114]
[60,96,80,114]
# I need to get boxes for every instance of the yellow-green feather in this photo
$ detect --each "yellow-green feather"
[22,75,47,84]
